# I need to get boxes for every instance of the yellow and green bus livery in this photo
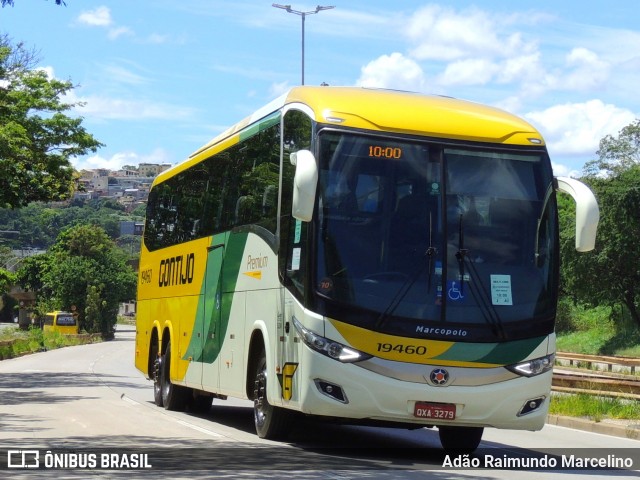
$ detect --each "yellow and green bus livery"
[135,86,598,452]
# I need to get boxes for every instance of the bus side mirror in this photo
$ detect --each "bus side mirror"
[555,176,600,252]
[291,150,318,222]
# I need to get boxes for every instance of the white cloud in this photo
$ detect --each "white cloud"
[68,92,195,121]
[525,100,637,158]
[559,47,610,91]
[357,53,426,91]
[269,81,290,98]
[107,26,134,40]
[101,64,149,86]
[76,6,134,41]
[438,59,499,86]
[405,5,532,62]
[551,162,581,178]
[497,52,543,84]
[77,6,112,27]
[73,148,173,171]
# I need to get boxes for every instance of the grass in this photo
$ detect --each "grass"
[553,300,640,421]
[0,325,98,360]
[555,301,640,356]
[549,393,640,422]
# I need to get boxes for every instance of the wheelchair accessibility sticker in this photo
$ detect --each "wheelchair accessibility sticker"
[447,280,465,301]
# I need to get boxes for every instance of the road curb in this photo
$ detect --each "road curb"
[547,414,640,441]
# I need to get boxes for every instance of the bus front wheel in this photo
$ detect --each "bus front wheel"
[438,426,484,453]
[253,353,291,439]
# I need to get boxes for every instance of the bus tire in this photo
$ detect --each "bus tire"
[438,426,484,453]
[160,342,187,411]
[253,352,291,440]
[153,355,163,407]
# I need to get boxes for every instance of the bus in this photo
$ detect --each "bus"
[135,86,599,451]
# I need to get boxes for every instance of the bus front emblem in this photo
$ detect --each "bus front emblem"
[429,368,449,386]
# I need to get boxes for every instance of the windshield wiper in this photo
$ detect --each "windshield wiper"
[374,247,435,331]
[454,214,505,339]
[426,211,436,291]
[455,214,468,295]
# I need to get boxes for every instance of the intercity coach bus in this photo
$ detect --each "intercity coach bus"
[135,86,599,451]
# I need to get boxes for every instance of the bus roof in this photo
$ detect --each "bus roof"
[155,86,544,185]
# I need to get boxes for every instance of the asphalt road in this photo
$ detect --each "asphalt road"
[0,325,639,479]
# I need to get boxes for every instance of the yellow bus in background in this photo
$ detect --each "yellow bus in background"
[44,311,79,335]
[135,86,599,452]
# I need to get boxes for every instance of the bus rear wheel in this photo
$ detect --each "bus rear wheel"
[160,342,187,411]
[438,426,484,453]
[153,355,163,407]
[253,353,291,440]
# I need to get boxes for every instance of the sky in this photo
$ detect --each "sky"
[3,0,640,177]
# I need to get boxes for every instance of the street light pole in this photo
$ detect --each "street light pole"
[272,4,335,85]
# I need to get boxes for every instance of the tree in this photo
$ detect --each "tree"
[584,119,640,176]
[561,119,640,328]
[1,1,65,6]
[16,224,137,338]
[0,35,102,208]
[0,268,15,295]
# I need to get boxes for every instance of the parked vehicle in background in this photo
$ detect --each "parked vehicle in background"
[44,311,79,335]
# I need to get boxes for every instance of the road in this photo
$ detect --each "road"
[0,325,639,479]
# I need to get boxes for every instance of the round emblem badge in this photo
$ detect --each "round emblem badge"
[430,368,449,386]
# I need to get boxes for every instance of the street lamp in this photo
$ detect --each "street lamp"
[272,4,335,85]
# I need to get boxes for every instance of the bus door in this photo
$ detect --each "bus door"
[278,217,308,405]
[279,288,302,404]
[199,239,225,393]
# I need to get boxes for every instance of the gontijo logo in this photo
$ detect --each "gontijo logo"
[158,253,195,287]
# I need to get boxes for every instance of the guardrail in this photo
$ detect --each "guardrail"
[554,352,640,400]
[556,352,640,375]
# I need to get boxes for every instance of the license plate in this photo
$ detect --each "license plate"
[414,402,456,420]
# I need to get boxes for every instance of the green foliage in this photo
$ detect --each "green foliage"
[2,0,67,7]
[584,119,640,177]
[0,326,91,361]
[84,284,110,338]
[0,198,138,249]
[560,118,640,329]
[556,301,640,355]
[550,393,640,422]
[15,224,137,337]
[1,1,66,9]
[0,267,15,295]
[0,34,102,209]
[561,169,640,327]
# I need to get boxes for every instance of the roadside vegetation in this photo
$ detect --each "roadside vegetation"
[549,393,640,422]
[552,301,640,422]
[556,301,640,357]
[0,325,99,360]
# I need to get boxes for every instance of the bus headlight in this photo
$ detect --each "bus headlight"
[506,353,555,377]
[292,317,371,363]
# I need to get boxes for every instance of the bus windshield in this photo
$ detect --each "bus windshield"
[313,131,558,342]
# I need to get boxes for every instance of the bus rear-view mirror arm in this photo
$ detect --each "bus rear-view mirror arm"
[555,176,600,252]
[291,149,318,222]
